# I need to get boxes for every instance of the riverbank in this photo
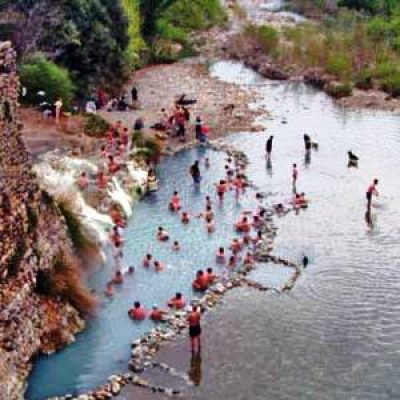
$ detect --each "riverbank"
[217,0,400,112]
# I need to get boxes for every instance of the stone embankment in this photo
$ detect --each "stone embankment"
[0,42,86,400]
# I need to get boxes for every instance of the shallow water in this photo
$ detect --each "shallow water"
[27,61,400,399]
[185,61,400,400]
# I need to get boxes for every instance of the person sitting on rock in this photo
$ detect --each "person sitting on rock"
[129,301,147,320]
[97,170,108,189]
[192,270,208,291]
[78,172,89,191]
[157,226,169,241]
[169,191,181,212]
[168,292,186,310]
[149,304,167,321]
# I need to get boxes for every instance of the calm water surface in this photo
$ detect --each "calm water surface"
[28,61,400,399]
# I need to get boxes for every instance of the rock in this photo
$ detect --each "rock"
[111,382,121,396]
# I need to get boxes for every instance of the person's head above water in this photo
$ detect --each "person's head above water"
[134,301,140,308]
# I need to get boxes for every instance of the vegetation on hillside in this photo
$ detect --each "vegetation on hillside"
[242,1,400,97]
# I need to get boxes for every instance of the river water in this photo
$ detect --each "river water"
[27,61,400,399]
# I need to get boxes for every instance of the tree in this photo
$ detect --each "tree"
[139,0,177,40]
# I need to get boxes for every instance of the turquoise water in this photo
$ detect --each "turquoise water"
[27,143,266,399]
[28,60,400,399]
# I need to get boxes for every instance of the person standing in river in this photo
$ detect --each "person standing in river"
[292,163,298,189]
[366,179,379,212]
[266,135,273,158]
[190,160,202,184]
[188,305,202,353]
[304,134,312,153]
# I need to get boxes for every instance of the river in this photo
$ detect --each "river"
[27,60,400,400]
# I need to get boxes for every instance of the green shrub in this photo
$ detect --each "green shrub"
[380,73,400,97]
[326,53,353,80]
[121,0,147,68]
[355,68,374,90]
[373,61,398,79]
[20,56,75,107]
[326,82,353,98]
[84,114,110,138]
[245,24,279,54]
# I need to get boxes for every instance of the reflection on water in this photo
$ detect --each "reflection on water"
[188,353,203,386]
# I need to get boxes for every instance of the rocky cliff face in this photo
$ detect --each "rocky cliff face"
[0,41,85,400]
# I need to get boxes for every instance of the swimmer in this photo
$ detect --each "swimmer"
[244,252,255,266]
[157,226,170,241]
[169,191,181,212]
[181,211,190,224]
[232,175,245,198]
[235,216,251,233]
[228,254,237,268]
[230,238,242,254]
[302,255,309,268]
[143,254,152,268]
[105,281,114,297]
[205,195,212,208]
[192,270,208,291]
[168,292,186,310]
[128,301,147,321]
[154,260,165,272]
[172,241,180,251]
[274,203,285,214]
[127,266,135,275]
[113,270,124,285]
[216,247,226,264]
[207,220,215,233]
[216,180,228,202]
[205,157,210,169]
[252,215,263,229]
[149,305,167,321]
[205,267,217,285]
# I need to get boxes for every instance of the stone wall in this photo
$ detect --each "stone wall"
[0,41,85,400]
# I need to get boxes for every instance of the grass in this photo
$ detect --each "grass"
[84,114,110,138]
[240,8,400,98]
